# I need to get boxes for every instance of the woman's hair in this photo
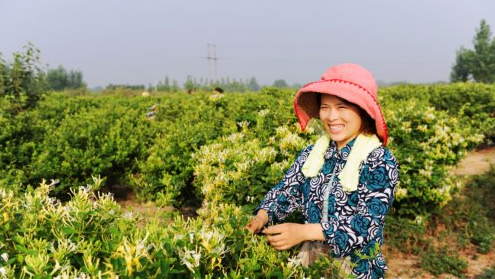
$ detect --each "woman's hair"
[317,93,376,136]
[358,106,377,136]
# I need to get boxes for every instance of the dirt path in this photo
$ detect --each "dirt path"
[451,146,495,175]
[386,146,495,279]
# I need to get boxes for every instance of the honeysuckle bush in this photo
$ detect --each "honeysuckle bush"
[0,92,161,195]
[0,87,300,206]
[383,98,484,217]
[0,83,493,216]
[1,83,494,277]
[192,114,316,207]
[128,93,237,204]
[0,180,351,278]
[379,83,492,217]
[29,102,154,196]
[0,98,34,186]
[428,83,495,145]
[193,99,484,218]
[128,88,298,205]
[4,96,159,195]
[380,83,495,145]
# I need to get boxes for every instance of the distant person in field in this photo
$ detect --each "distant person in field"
[214,87,224,94]
[209,86,225,101]
[245,63,399,279]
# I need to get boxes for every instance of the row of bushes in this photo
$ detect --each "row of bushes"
[1,82,494,277]
[1,83,494,217]
[0,151,493,278]
[0,180,349,278]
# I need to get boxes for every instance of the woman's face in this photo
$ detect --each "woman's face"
[319,94,362,149]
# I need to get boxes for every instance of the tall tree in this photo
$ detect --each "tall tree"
[451,19,495,83]
[248,77,260,91]
[46,66,68,90]
[67,69,85,89]
[272,79,288,88]
[46,65,86,90]
[0,43,47,110]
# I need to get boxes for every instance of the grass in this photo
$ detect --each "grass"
[385,166,495,278]
[476,266,495,279]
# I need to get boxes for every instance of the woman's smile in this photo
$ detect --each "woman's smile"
[319,95,362,149]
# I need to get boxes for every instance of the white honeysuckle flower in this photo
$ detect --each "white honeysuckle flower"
[49,179,60,186]
[258,109,269,117]
[80,185,91,194]
[179,249,201,273]
[192,250,201,266]
[415,216,424,225]
[419,169,432,178]
[0,252,7,262]
[213,244,229,256]
[227,132,244,142]
[237,121,250,130]
[287,255,301,268]
[425,110,436,121]
[123,212,134,219]
[0,267,6,276]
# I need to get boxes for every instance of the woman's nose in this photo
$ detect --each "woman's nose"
[322,109,339,121]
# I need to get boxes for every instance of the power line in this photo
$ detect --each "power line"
[206,44,218,82]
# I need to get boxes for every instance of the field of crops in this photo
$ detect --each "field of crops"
[1,83,494,278]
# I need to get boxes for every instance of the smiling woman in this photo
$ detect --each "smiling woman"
[245,63,399,279]
[319,95,363,149]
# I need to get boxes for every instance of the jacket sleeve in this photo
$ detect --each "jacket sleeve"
[321,147,399,257]
[254,146,311,224]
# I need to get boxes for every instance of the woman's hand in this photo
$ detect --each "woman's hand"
[262,223,325,250]
[245,210,268,234]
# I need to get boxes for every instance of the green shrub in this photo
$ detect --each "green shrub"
[192,120,313,207]
[0,181,349,278]
[464,167,495,253]
[383,97,484,217]
[420,245,468,277]
[383,216,428,254]
[0,83,493,219]
[476,266,495,279]
[429,166,495,254]
[381,83,495,146]
[131,89,297,206]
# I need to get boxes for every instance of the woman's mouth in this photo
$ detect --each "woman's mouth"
[329,124,344,133]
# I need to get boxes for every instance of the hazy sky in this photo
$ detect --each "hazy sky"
[1,0,494,88]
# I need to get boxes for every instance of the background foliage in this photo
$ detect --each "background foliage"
[0,80,493,215]
[1,44,494,277]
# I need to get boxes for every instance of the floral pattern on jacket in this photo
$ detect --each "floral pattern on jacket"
[256,137,399,279]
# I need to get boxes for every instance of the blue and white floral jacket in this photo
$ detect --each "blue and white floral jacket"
[256,137,399,279]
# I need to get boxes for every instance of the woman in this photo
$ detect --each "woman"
[245,63,399,278]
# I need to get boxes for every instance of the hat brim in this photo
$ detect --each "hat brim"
[294,79,388,146]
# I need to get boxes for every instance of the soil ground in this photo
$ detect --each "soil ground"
[116,146,495,278]
[385,146,495,279]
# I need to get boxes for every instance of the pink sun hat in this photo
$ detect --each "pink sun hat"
[293,63,388,146]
